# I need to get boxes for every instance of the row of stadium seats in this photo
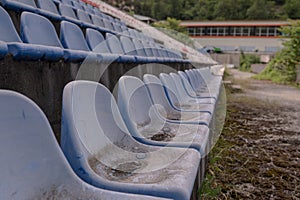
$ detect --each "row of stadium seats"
[0,68,223,200]
[0,0,155,42]
[0,5,184,63]
[1,0,127,32]
[0,1,222,199]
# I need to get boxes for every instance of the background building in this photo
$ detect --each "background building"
[180,21,288,53]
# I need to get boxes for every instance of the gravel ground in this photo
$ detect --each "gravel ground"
[202,69,300,199]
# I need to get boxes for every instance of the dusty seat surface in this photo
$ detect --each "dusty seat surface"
[118,75,210,155]
[61,80,201,200]
[0,90,168,200]
[143,74,212,126]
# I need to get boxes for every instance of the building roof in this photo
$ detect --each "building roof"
[133,14,156,23]
[180,20,289,27]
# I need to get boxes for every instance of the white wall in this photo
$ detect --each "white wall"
[193,37,283,52]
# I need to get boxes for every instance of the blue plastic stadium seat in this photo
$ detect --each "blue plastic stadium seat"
[152,44,164,56]
[128,28,137,38]
[59,4,82,26]
[0,41,8,59]
[112,22,123,32]
[119,36,136,56]
[183,70,218,99]
[170,72,216,104]
[0,0,38,13]
[186,69,220,99]
[163,47,176,62]
[155,47,171,62]
[85,28,119,62]
[114,18,121,24]
[78,0,86,7]
[20,12,64,61]
[178,70,188,80]
[86,3,93,9]
[143,35,153,42]
[61,0,72,6]
[61,80,200,200]
[122,30,130,36]
[93,7,103,17]
[0,90,167,200]
[36,0,62,21]
[0,6,45,60]
[159,73,215,114]
[86,28,106,51]
[118,75,210,155]
[185,70,210,94]
[149,42,168,62]
[134,31,143,40]
[83,4,94,14]
[120,36,149,63]
[90,14,116,33]
[197,68,222,96]
[91,14,104,27]
[103,13,113,21]
[53,0,61,4]
[103,18,114,30]
[178,71,211,99]
[142,41,165,63]
[132,39,157,63]
[76,9,97,29]
[166,49,183,62]
[196,68,222,87]
[60,21,99,62]
[120,25,128,32]
[72,1,83,10]
[136,31,143,39]
[114,20,122,26]
[143,74,212,126]
[106,33,136,63]
[132,39,146,56]
[90,15,112,32]
[155,45,173,62]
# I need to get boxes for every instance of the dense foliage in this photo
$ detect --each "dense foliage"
[103,0,300,21]
[152,18,197,47]
[152,17,187,33]
[240,53,260,72]
[256,20,300,83]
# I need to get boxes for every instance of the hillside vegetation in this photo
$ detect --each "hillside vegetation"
[103,0,300,21]
[256,20,300,84]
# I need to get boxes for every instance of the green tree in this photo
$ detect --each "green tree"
[247,0,276,20]
[169,0,183,19]
[214,0,251,20]
[194,0,218,20]
[153,17,187,34]
[274,0,286,5]
[258,20,300,83]
[240,53,260,71]
[153,18,195,48]
[284,0,300,19]
[179,0,197,20]
[133,0,153,18]
[103,0,294,21]
[151,0,169,20]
